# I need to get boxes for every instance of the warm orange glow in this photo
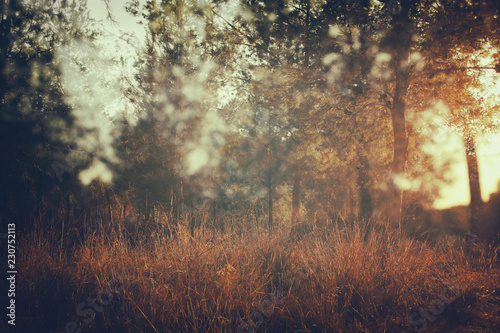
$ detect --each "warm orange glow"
[434,135,500,209]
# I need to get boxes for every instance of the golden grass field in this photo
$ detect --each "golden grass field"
[8,220,500,333]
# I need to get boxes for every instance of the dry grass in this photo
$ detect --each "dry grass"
[7,219,500,333]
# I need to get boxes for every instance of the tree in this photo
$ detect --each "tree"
[0,0,94,230]
[409,0,500,236]
[119,0,246,231]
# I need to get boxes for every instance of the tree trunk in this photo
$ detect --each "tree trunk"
[122,200,127,220]
[268,168,273,229]
[145,191,149,222]
[388,3,412,227]
[267,108,273,229]
[465,136,482,235]
[357,151,373,221]
[304,0,311,66]
[253,200,260,228]
[292,174,301,225]
[170,182,175,221]
[106,188,113,225]
[0,0,17,86]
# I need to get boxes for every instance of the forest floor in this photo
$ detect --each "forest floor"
[4,220,500,332]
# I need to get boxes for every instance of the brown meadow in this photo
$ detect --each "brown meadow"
[6,217,500,333]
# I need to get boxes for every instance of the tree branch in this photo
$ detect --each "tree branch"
[416,66,499,78]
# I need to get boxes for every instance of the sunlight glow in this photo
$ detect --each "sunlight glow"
[186,147,210,175]
[434,135,500,209]
[433,41,500,208]
[79,159,113,185]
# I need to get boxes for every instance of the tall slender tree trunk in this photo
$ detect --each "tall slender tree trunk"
[0,0,17,82]
[267,109,273,229]
[292,173,301,225]
[106,188,113,225]
[170,182,175,221]
[145,191,150,222]
[388,3,412,227]
[465,136,482,235]
[357,150,373,221]
[304,0,311,66]
[254,201,260,228]
[151,0,157,44]
[268,167,273,229]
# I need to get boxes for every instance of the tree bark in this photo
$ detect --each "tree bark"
[145,190,150,222]
[106,188,113,225]
[267,107,273,229]
[357,151,373,221]
[465,136,482,235]
[292,174,301,225]
[388,3,412,227]
[304,0,311,66]
[268,164,274,226]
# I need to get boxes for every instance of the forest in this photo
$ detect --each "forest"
[1,0,500,332]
